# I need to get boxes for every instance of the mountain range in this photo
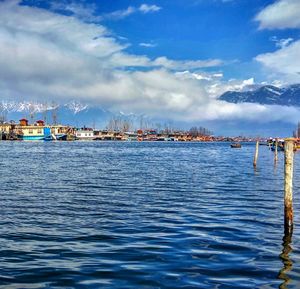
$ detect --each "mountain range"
[220,84,300,106]
[0,101,130,128]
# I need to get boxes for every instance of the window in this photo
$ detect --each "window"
[29,129,33,134]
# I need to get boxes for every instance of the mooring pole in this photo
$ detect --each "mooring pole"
[284,139,294,234]
[275,139,278,163]
[253,140,259,167]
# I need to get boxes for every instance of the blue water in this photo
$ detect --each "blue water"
[0,141,300,289]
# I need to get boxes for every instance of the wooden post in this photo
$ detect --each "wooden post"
[284,139,294,233]
[253,140,259,167]
[275,139,278,162]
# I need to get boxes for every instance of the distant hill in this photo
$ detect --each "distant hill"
[220,84,300,106]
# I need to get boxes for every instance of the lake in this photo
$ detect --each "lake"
[0,141,299,288]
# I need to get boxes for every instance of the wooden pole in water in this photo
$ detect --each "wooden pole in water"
[275,139,278,163]
[253,140,259,167]
[284,139,294,233]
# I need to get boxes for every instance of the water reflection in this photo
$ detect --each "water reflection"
[278,227,293,289]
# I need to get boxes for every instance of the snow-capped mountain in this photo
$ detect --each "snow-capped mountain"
[0,101,133,128]
[220,84,300,106]
[64,101,88,114]
[0,101,87,114]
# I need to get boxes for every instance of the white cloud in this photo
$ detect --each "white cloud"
[100,3,161,21]
[175,71,257,97]
[270,36,294,48]
[193,0,234,4]
[0,0,299,125]
[206,78,258,97]
[175,71,223,81]
[49,2,161,21]
[105,54,222,70]
[139,4,162,13]
[139,42,157,48]
[153,57,223,70]
[50,1,100,22]
[102,6,136,20]
[185,101,300,123]
[255,40,300,83]
[255,0,300,29]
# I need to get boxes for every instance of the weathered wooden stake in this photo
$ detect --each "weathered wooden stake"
[253,140,259,167]
[275,139,278,163]
[284,139,294,233]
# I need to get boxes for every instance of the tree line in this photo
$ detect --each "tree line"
[105,117,213,136]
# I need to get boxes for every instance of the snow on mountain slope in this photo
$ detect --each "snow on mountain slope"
[220,84,300,106]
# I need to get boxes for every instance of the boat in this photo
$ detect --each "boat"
[75,128,95,140]
[271,139,284,151]
[230,143,241,148]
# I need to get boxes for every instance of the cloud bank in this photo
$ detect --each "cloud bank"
[0,0,299,125]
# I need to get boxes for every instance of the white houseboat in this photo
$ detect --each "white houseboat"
[75,128,95,140]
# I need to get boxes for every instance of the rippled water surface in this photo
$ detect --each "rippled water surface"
[1,141,300,289]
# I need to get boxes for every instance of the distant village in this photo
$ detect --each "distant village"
[0,117,252,142]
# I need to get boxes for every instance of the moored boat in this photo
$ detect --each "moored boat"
[271,139,284,151]
[230,143,241,148]
[75,128,95,140]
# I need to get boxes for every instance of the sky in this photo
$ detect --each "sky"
[1,0,300,132]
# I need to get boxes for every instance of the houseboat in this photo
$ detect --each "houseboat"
[16,119,52,141]
[75,128,95,140]
[0,119,75,141]
[124,132,138,141]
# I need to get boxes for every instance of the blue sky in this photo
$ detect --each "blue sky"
[1,0,300,130]
[107,0,274,60]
